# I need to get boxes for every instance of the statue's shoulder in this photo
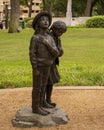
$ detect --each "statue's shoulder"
[31,34,40,42]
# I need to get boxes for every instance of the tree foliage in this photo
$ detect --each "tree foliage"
[72,0,86,17]
[54,0,67,16]
[72,0,104,17]
[42,0,67,16]
[93,0,104,15]
[19,0,30,7]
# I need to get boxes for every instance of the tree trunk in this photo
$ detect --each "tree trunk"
[66,0,72,26]
[85,0,92,16]
[49,0,55,15]
[28,0,33,17]
[100,1,104,15]
[8,0,20,33]
[42,0,46,11]
[25,0,29,8]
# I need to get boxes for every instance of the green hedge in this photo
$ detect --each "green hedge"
[24,17,33,23]
[26,19,33,28]
[86,16,104,28]
[24,17,33,28]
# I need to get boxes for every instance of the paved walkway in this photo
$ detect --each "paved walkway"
[0,88,104,130]
[0,86,104,93]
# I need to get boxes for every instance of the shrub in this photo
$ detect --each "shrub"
[86,16,104,28]
[24,17,33,23]
[26,19,33,28]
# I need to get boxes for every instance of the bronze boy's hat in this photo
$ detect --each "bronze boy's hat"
[32,11,52,30]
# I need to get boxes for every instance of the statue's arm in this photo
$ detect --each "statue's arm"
[58,48,64,57]
[29,36,38,69]
[39,36,59,57]
[57,38,64,57]
[45,41,59,57]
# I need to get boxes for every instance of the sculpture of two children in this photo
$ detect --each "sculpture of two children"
[29,12,67,115]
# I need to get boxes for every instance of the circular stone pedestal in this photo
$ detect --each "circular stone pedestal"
[12,106,69,128]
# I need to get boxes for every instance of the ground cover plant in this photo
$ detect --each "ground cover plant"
[0,28,104,88]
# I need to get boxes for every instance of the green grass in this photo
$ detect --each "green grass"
[0,29,33,88]
[0,28,104,88]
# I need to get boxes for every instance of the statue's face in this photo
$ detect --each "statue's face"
[39,16,49,29]
[53,29,65,37]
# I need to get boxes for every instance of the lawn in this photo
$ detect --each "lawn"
[0,28,104,88]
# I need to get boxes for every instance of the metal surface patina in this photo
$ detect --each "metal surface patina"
[29,12,67,115]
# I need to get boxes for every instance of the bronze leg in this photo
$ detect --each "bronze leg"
[46,84,56,107]
[32,69,48,115]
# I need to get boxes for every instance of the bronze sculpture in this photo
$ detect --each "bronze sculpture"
[29,12,59,115]
[12,12,69,128]
[46,21,67,107]
[29,12,67,116]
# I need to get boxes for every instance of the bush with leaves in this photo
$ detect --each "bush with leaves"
[26,19,33,28]
[86,16,104,28]
[24,17,33,23]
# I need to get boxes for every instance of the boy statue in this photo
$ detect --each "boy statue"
[29,12,59,115]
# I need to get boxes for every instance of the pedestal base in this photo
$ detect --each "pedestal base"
[12,106,69,128]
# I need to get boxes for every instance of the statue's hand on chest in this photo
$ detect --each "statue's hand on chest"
[39,35,50,46]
